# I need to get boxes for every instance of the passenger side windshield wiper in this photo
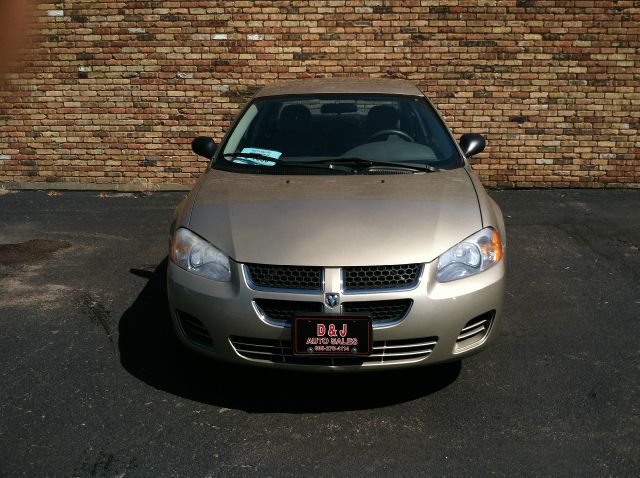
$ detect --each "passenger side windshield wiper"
[302,157,440,173]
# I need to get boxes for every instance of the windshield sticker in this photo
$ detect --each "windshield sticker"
[232,147,281,166]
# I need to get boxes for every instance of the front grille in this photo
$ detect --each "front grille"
[455,311,495,352]
[229,336,438,366]
[343,264,421,291]
[254,299,412,326]
[343,299,412,324]
[177,310,213,347]
[254,299,323,325]
[245,263,323,291]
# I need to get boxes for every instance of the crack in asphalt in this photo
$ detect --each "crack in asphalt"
[552,222,640,283]
[80,292,119,357]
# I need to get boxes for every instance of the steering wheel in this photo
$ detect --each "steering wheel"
[367,129,414,143]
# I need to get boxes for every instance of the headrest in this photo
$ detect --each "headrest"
[366,105,400,133]
[279,104,312,132]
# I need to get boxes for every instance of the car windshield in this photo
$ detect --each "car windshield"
[214,94,463,173]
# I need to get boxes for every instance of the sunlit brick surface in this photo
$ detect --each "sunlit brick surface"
[0,1,638,188]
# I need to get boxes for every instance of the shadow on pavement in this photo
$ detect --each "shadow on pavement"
[118,259,460,413]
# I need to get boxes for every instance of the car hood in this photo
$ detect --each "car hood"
[188,168,481,266]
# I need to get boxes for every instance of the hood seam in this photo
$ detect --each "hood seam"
[463,167,484,228]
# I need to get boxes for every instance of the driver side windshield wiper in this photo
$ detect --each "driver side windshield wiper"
[223,151,280,162]
[221,151,353,173]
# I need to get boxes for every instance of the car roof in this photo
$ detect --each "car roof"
[253,78,424,98]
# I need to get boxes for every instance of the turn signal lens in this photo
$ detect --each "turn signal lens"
[491,229,503,262]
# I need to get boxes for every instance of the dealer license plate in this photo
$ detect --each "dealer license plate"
[293,316,372,356]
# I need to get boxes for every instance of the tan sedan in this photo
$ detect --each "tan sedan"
[168,79,506,371]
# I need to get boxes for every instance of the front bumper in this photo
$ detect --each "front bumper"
[167,260,505,372]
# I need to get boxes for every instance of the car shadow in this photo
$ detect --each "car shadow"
[118,258,461,413]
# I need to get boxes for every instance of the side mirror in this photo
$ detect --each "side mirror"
[191,136,217,159]
[459,133,486,158]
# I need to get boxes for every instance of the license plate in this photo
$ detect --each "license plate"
[293,316,372,356]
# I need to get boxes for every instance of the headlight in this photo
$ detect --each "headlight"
[170,228,231,282]
[436,227,503,282]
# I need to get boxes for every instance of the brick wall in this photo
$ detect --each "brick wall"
[1,0,638,189]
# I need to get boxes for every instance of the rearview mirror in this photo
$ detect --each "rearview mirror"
[191,136,217,159]
[459,133,486,158]
[320,103,358,114]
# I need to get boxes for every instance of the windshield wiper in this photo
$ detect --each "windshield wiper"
[221,151,352,173]
[222,152,440,174]
[223,151,281,162]
[302,157,440,173]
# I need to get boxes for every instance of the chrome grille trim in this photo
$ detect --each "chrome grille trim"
[242,263,425,294]
[253,299,412,329]
[375,339,437,350]
[252,299,323,328]
[454,311,495,353]
[457,323,488,341]
[229,336,438,366]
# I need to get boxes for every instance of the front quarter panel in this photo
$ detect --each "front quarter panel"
[464,166,507,249]
[169,172,211,237]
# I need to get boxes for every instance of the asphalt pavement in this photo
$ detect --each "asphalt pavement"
[0,189,638,477]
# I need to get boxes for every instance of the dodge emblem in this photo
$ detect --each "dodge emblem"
[325,293,340,308]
